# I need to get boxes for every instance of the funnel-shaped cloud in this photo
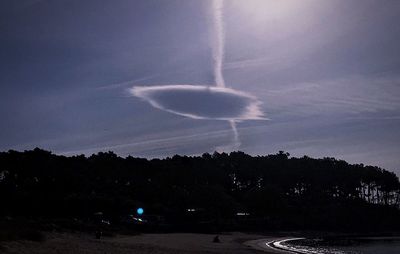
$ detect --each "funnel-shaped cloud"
[130,85,265,121]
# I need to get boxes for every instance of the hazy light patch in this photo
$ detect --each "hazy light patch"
[234,0,303,21]
[130,85,265,121]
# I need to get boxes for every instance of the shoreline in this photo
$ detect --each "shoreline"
[250,235,400,254]
[3,231,400,254]
[264,238,307,254]
[245,238,297,253]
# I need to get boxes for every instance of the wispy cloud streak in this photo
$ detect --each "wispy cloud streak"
[211,0,242,150]
[212,0,225,88]
[128,0,265,152]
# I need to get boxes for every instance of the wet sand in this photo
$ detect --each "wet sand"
[0,232,285,254]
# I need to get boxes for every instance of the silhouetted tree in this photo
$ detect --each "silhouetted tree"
[0,149,399,231]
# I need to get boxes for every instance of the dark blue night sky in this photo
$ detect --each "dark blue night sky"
[1,0,400,175]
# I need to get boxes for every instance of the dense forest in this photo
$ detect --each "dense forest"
[1,148,399,232]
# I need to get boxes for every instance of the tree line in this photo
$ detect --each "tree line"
[1,148,399,231]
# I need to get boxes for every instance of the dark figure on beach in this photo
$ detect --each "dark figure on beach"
[95,231,102,239]
[213,235,220,243]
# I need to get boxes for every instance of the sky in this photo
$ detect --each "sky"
[1,0,400,175]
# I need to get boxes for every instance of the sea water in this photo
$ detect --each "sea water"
[276,237,400,254]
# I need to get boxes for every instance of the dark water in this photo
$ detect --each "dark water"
[279,237,400,254]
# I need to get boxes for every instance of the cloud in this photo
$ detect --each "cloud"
[211,0,225,88]
[130,84,265,121]
[262,75,400,118]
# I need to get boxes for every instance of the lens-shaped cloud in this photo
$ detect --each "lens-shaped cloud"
[130,85,265,121]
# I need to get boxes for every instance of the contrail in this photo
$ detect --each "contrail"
[229,120,240,149]
[212,0,225,88]
[212,0,240,150]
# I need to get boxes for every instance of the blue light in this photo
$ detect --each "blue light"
[137,208,144,215]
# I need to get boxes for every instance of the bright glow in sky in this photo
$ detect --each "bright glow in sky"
[234,0,304,21]
[1,0,400,175]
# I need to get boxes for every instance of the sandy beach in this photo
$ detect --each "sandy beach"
[0,232,285,254]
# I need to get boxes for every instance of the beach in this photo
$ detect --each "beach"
[0,232,284,254]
